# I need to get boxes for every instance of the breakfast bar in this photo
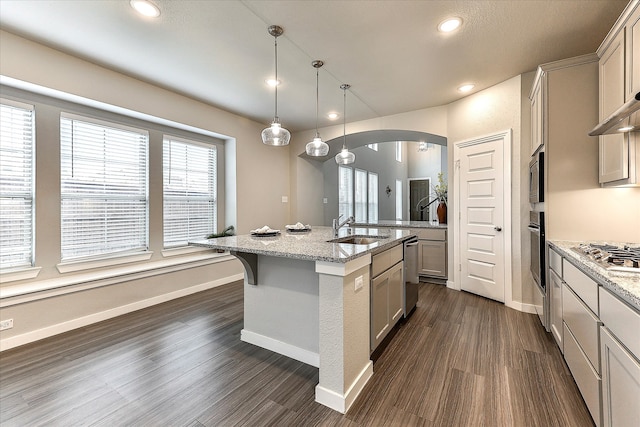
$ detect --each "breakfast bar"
[190,226,413,413]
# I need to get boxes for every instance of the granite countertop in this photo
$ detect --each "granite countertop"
[190,226,414,263]
[548,240,640,312]
[350,220,448,229]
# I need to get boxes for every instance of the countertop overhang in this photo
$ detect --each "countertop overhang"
[189,226,415,264]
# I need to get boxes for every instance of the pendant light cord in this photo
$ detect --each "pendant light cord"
[274,36,279,120]
[342,86,347,149]
[315,67,319,137]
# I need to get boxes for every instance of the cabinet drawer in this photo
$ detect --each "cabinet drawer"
[600,287,640,359]
[563,284,602,372]
[371,244,403,279]
[563,259,599,315]
[549,247,562,277]
[564,323,602,427]
[415,228,446,241]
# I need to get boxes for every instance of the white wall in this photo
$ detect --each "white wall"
[0,31,291,349]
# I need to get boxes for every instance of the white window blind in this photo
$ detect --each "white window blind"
[163,136,217,247]
[0,100,34,269]
[395,179,403,220]
[60,114,148,261]
[368,172,378,222]
[354,169,367,222]
[338,165,353,219]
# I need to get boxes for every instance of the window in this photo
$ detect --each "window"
[395,179,403,220]
[0,100,34,269]
[60,114,148,260]
[163,136,217,247]
[367,143,378,151]
[354,169,367,222]
[338,166,353,219]
[368,172,378,222]
[395,141,402,162]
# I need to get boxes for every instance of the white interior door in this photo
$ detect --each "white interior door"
[457,134,506,302]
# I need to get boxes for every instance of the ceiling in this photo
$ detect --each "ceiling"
[0,0,628,133]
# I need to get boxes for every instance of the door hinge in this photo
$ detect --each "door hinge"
[459,264,462,272]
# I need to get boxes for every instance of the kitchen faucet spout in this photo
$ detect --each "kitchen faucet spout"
[332,214,354,237]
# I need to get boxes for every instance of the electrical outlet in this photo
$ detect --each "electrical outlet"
[323,198,328,204]
[281,196,288,203]
[0,319,14,331]
[354,275,364,291]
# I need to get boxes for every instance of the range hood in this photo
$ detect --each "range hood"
[589,91,640,136]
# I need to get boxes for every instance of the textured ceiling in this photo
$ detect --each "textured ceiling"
[0,0,629,132]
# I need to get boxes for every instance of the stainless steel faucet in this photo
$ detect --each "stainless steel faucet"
[332,214,354,237]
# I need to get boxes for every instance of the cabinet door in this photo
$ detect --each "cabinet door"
[388,262,404,324]
[418,240,447,278]
[600,326,640,427]
[550,269,564,352]
[626,5,640,101]
[530,78,544,156]
[599,29,628,183]
[371,270,390,350]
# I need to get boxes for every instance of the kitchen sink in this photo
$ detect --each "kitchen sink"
[328,235,387,245]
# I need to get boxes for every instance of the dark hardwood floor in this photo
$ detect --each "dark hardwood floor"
[0,281,594,426]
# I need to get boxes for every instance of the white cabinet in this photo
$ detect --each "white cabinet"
[549,268,563,351]
[600,327,640,427]
[370,244,403,352]
[416,228,447,279]
[530,73,544,156]
[599,286,640,427]
[597,0,640,186]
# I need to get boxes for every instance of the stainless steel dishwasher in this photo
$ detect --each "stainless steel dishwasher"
[403,237,419,317]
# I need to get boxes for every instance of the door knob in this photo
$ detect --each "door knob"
[494,226,502,231]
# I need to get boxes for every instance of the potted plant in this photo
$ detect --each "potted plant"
[433,172,447,224]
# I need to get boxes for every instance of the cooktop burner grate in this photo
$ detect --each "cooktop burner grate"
[572,243,640,272]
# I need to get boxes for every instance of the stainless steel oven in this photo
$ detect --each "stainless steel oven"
[529,151,544,204]
[528,211,548,330]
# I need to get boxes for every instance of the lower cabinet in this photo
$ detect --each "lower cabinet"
[416,228,447,279]
[600,326,640,427]
[549,268,563,351]
[370,261,403,352]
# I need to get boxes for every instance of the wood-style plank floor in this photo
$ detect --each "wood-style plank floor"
[0,281,594,426]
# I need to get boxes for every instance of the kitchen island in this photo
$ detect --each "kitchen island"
[190,226,413,413]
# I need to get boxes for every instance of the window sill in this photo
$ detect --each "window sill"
[56,251,154,274]
[0,266,42,284]
[1,251,236,306]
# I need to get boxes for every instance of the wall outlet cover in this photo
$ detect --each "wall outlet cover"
[0,319,14,331]
[354,275,364,291]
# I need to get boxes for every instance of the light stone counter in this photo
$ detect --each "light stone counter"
[350,220,448,229]
[548,240,640,311]
[190,226,414,263]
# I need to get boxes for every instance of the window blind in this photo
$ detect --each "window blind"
[338,165,353,219]
[354,169,367,222]
[0,100,34,269]
[60,114,148,260]
[163,137,217,247]
[368,172,378,222]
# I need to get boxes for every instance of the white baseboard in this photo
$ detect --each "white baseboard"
[447,280,459,290]
[240,329,320,368]
[0,273,243,352]
[506,300,537,314]
[315,361,374,414]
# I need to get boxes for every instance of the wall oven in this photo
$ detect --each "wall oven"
[528,211,548,330]
[529,151,544,204]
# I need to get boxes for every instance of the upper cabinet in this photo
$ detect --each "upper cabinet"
[597,1,640,186]
[530,72,545,156]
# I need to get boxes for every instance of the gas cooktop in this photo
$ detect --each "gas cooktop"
[572,243,640,273]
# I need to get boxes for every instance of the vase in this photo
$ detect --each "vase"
[436,201,447,224]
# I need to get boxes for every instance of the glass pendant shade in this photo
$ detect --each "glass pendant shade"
[306,60,329,156]
[335,83,355,164]
[306,136,329,156]
[335,147,355,164]
[262,25,290,146]
[262,119,291,146]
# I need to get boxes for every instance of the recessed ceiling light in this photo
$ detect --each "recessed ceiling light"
[266,79,281,87]
[327,112,339,120]
[458,84,475,93]
[618,125,634,132]
[130,0,160,17]
[438,17,462,33]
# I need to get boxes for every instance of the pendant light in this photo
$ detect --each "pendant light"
[305,60,330,156]
[335,84,355,164]
[261,25,290,146]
